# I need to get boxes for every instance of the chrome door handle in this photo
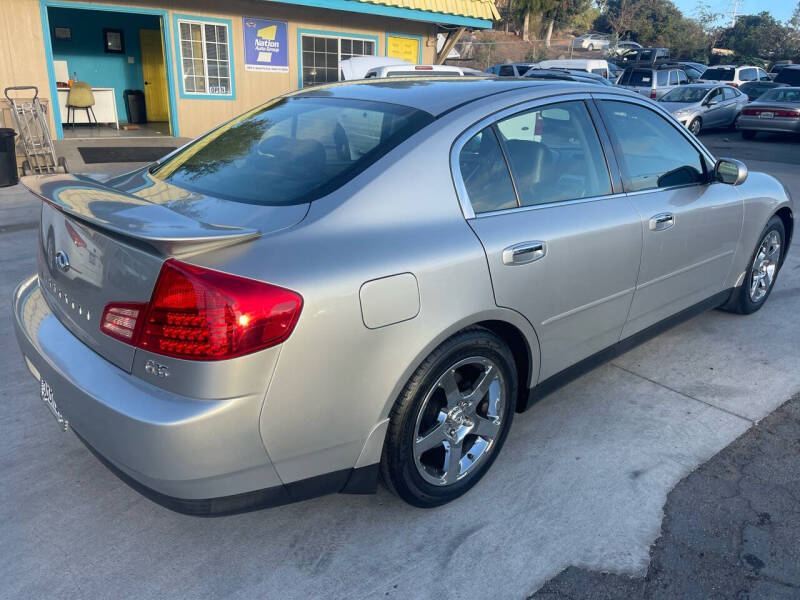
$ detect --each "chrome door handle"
[649,213,675,231]
[502,241,546,265]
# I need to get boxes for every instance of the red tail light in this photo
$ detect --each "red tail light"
[650,89,657,99]
[64,221,87,248]
[100,260,303,360]
[742,108,800,118]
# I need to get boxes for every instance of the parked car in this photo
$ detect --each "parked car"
[768,61,793,80]
[773,65,800,86]
[365,64,485,78]
[698,65,769,87]
[617,65,689,99]
[534,59,612,79]
[14,79,793,513]
[675,62,707,81]
[523,68,613,86]
[488,62,538,77]
[571,33,609,51]
[340,56,411,80]
[608,40,642,57]
[739,81,787,102]
[658,84,747,135]
[737,87,800,139]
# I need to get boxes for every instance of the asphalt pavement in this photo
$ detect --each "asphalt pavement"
[1,129,799,600]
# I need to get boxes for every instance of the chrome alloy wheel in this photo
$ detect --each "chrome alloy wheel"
[412,357,505,486]
[749,230,781,303]
[688,118,701,136]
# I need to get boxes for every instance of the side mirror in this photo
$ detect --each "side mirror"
[715,158,748,185]
[705,98,719,107]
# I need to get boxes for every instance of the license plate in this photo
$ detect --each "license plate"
[40,378,69,431]
[759,112,774,119]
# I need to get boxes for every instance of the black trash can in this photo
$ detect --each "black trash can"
[0,128,18,187]
[124,89,147,124]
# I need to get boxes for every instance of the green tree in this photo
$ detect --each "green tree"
[719,12,798,60]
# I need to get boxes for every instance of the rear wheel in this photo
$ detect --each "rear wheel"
[727,216,785,314]
[381,327,517,507]
[742,130,756,140]
[587,44,595,51]
[688,118,702,136]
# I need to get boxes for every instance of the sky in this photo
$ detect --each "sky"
[671,0,796,24]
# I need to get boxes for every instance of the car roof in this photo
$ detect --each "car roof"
[292,78,617,116]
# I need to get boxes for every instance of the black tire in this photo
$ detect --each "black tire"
[587,44,595,51]
[380,327,517,507]
[727,216,785,314]
[742,130,756,140]
[688,118,702,136]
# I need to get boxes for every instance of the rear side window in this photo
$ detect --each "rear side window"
[740,68,757,82]
[494,101,612,207]
[458,128,518,214]
[702,68,734,81]
[153,97,433,205]
[598,100,706,192]
[722,87,737,100]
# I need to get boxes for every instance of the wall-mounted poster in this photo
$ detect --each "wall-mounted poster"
[386,35,421,64]
[243,18,289,72]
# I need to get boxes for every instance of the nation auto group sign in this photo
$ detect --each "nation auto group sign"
[243,18,289,72]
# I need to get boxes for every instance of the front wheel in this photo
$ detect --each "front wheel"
[380,327,517,507]
[727,216,785,314]
[587,44,595,51]
[688,118,702,136]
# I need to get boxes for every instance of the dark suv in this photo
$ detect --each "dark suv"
[774,66,800,86]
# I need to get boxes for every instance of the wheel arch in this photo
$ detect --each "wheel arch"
[475,319,536,413]
[775,206,794,265]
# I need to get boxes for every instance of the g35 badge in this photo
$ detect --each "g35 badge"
[145,360,169,378]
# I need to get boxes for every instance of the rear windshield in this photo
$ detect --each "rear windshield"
[625,69,653,86]
[152,97,433,205]
[702,68,735,81]
[659,87,709,103]
[759,88,800,103]
[774,69,800,85]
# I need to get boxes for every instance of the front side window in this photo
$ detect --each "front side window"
[598,100,706,192]
[758,69,769,80]
[677,70,688,84]
[153,97,432,205]
[301,35,375,86]
[494,101,612,207]
[178,20,231,96]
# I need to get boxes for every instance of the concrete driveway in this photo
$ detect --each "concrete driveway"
[1,132,798,600]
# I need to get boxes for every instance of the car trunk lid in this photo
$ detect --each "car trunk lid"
[24,172,308,372]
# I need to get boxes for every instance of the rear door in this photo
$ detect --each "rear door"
[454,97,642,380]
[593,96,743,337]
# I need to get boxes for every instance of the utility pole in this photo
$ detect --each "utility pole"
[727,0,740,27]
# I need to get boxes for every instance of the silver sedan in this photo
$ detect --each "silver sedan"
[658,83,748,135]
[737,87,800,139]
[13,79,794,514]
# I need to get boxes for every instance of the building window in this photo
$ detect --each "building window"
[301,34,375,86]
[178,19,232,96]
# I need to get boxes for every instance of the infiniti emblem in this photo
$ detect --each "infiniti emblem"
[55,251,70,273]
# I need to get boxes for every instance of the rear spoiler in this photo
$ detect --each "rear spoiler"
[21,173,260,256]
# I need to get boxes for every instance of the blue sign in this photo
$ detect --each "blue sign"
[243,18,288,73]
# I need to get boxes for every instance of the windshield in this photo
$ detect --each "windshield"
[759,88,800,103]
[152,97,433,205]
[659,87,709,103]
[702,68,735,81]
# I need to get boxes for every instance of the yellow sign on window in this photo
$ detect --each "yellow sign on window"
[386,35,420,64]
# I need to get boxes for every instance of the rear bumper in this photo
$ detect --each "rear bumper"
[12,275,334,515]
[737,115,800,134]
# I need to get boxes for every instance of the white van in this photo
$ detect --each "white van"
[534,59,611,79]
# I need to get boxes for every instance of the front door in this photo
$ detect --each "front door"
[139,29,170,123]
[457,99,642,380]
[594,98,743,337]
